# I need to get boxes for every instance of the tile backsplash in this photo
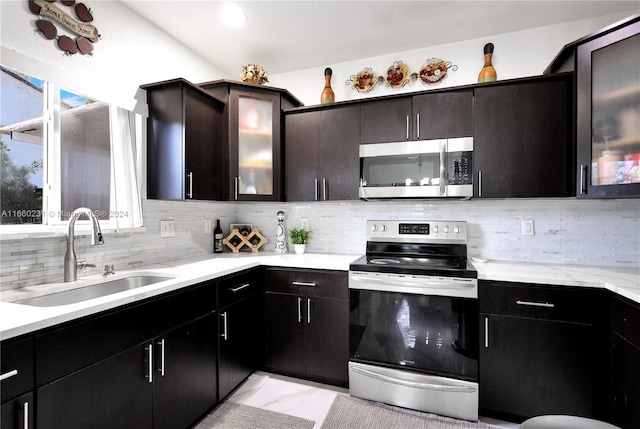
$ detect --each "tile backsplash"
[1,198,639,291]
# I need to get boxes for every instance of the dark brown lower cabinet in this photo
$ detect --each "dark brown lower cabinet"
[480,315,595,420]
[609,296,640,429]
[218,293,261,400]
[37,313,217,429]
[265,269,349,387]
[479,280,604,422]
[1,392,33,429]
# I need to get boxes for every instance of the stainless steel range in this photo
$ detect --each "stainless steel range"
[348,220,479,421]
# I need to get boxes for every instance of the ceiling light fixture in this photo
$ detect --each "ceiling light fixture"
[220,4,247,27]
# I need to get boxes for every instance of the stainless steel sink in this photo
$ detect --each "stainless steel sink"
[14,275,175,307]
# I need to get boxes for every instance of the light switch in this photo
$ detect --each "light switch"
[160,220,175,238]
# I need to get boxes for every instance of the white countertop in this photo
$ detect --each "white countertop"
[1,253,638,341]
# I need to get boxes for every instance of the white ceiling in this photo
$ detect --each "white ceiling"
[120,1,640,77]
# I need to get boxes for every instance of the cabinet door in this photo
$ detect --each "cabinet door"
[285,111,322,201]
[184,86,223,200]
[361,98,413,144]
[153,313,218,429]
[218,294,260,400]
[1,392,33,429]
[413,90,473,139]
[37,344,153,429]
[321,105,361,201]
[265,293,306,377]
[230,89,283,201]
[609,333,640,428]
[480,315,595,419]
[305,297,349,386]
[474,75,573,198]
[576,20,640,198]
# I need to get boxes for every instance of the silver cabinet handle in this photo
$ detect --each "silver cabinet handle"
[322,178,327,201]
[484,317,489,348]
[478,170,483,197]
[406,115,410,140]
[307,298,311,323]
[314,178,319,201]
[221,312,228,340]
[439,140,446,196]
[230,283,250,293]
[580,164,588,195]
[145,343,153,383]
[516,300,555,308]
[0,369,18,381]
[187,172,193,198]
[23,401,29,429]
[416,113,420,139]
[157,339,165,376]
[234,176,239,201]
[297,297,302,323]
[292,281,317,287]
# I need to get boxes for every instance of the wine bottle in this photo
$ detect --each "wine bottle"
[214,219,223,253]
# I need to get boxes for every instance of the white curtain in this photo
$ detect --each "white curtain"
[109,106,143,229]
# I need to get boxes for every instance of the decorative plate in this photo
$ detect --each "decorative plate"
[385,61,410,88]
[346,68,377,93]
[419,58,457,84]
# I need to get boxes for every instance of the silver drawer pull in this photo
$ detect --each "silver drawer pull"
[516,300,555,308]
[0,369,18,381]
[292,281,317,287]
[230,283,250,293]
[24,401,29,429]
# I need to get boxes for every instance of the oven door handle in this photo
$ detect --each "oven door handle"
[350,365,477,393]
[349,274,476,290]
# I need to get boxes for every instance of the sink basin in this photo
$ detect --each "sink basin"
[14,275,175,307]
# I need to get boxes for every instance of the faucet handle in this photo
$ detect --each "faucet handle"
[103,264,115,275]
[77,262,96,270]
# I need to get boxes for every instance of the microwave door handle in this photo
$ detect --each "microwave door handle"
[439,141,446,196]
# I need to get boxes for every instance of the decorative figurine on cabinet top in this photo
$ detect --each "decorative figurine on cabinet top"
[478,43,497,83]
[321,67,335,104]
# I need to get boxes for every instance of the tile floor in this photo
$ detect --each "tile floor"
[228,371,520,429]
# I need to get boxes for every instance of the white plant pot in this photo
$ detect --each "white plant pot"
[293,244,306,254]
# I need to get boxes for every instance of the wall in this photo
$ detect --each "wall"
[0,0,225,112]
[1,7,639,291]
[269,12,635,105]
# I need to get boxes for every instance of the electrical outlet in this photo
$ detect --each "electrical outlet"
[204,219,212,234]
[521,220,534,236]
[160,220,175,238]
[301,217,310,230]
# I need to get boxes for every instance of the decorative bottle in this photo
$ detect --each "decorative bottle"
[478,43,497,83]
[275,211,287,254]
[214,219,223,253]
[320,67,335,104]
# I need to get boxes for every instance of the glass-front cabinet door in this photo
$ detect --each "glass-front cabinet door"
[230,90,281,201]
[577,19,640,198]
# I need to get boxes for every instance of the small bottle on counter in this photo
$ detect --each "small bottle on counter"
[214,219,223,253]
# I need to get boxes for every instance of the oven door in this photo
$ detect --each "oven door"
[349,287,478,381]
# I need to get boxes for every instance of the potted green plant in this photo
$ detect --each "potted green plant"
[289,227,311,254]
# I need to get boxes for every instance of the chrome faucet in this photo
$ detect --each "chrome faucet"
[64,207,104,282]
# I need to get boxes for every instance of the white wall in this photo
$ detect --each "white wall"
[269,12,634,106]
[0,0,225,112]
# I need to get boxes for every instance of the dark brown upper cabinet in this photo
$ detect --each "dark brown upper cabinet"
[473,74,575,198]
[142,79,225,200]
[285,104,360,202]
[360,89,473,144]
[199,80,303,202]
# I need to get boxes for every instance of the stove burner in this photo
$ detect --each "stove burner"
[370,258,402,265]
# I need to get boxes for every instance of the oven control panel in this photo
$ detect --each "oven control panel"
[367,220,468,243]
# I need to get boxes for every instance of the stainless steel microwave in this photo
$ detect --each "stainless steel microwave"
[359,137,473,199]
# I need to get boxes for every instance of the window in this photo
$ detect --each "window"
[0,65,142,229]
